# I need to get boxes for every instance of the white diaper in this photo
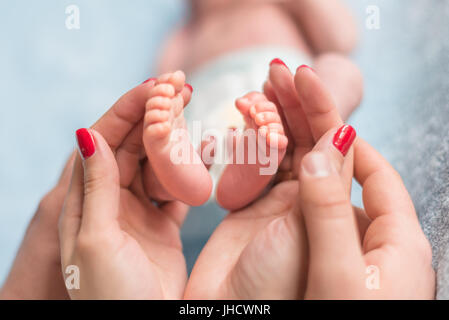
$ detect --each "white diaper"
[184,46,311,197]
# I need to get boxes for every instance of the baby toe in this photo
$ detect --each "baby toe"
[145,121,171,140]
[267,132,288,149]
[149,83,175,98]
[144,109,170,127]
[169,70,186,93]
[146,96,172,111]
[254,101,277,113]
[254,111,281,126]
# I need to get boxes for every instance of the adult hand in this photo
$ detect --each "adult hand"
[0,154,75,299]
[184,62,350,299]
[1,80,190,299]
[59,127,188,299]
[58,78,196,299]
[298,135,435,299]
[185,60,433,299]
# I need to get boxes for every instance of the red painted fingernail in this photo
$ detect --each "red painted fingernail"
[185,83,193,93]
[76,128,95,159]
[270,58,288,68]
[333,125,356,156]
[296,64,314,73]
[142,77,156,84]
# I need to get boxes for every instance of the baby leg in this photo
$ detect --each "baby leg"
[313,53,363,120]
[287,0,358,54]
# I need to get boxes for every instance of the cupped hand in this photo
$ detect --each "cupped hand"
[1,80,191,299]
[298,134,434,299]
[186,62,434,299]
[184,63,350,299]
[60,127,188,299]
[58,78,197,299]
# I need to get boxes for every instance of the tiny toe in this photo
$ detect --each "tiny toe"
[145,121,171,139]
[171,95,185,117]
[254,112,281,126]
[244,92,266,103]
[169,71,186,93]
[249,105,257,118]
[267,132,288,149]
[258,125,269,138]
[235,97,252,117]
[146,96,172,111]
[254,101,277,113]
[150,83,175,98]
[267,122,284,134]
[145,109,170,126]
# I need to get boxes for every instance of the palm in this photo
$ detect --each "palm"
[116,188,187,299]
[358,209,434,299]
[69,187,187,300]
[185,181,307,299]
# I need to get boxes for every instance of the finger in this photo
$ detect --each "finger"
[353,206,371,243]
[182,83,193,106]
[57,151,77,188]
[159,201,190,228]
[91,80,156,151]
[308,124,356,173]
[294,65,343,141]
[298,132,362,268]
[114,121,143,187]
[354,138,416,221]
[268,60,314,147]
[306,124,356,194]
[75,129,121,234]
[59,154,84,266]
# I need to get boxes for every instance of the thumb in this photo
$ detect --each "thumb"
[75,128,120,231]
[298,125,363,271]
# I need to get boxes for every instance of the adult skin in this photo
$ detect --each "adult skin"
[184,63,434,299]
[0,80,191,299]
[0,66,434,299]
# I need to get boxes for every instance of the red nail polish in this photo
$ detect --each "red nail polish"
[76,128,95,159]
[296,64,314,73]
[333,125,356,156]
[270,58,288,68]
[142,77,156,84]
[185,83,193,93]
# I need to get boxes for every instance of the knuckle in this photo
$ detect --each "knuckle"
[75,234,97,256]
[83,172,110,196]
[76,231,113,258]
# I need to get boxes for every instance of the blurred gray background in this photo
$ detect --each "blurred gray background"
[1,0,448,285]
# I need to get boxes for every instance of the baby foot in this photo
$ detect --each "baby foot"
[216,92,288,211]
[143,71,212,206]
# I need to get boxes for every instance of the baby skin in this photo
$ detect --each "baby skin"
[143,71,212,206]
[216,92,288,210]
[143,71,287,210]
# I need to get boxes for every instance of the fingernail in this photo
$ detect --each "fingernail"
[142,77,156,84]
[185,83,193,93]
[296,64,314,73]
[270,58,288,69]
[76,128,95,159]
[333,124,356,156]
[303,152,331,177]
